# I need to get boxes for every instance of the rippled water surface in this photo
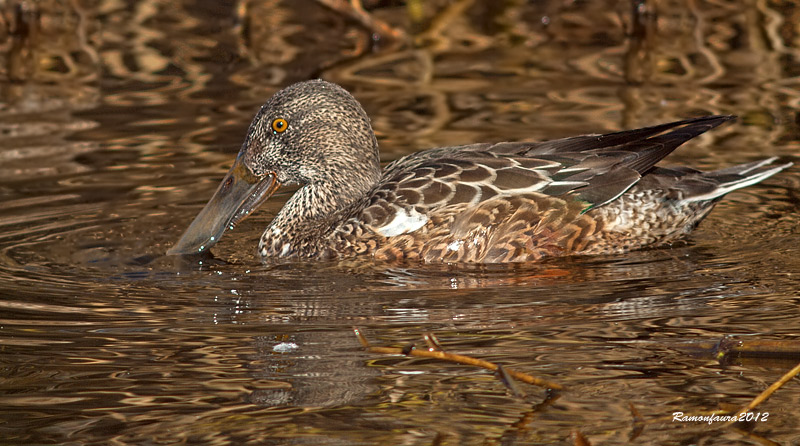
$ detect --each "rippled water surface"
[1,1,800,444]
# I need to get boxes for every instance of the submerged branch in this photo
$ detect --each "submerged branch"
[353,327,563,390]
[723,360,800,428]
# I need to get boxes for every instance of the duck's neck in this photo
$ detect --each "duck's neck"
[260,167,381,257]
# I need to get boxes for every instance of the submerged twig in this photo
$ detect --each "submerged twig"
[508,388,561,432]
[496,364,526,398]
[572,430,591,446]
[729,426,782,446]
[423,332,444,351]
[628,402,645,440]
[673,337,800,360]
[353,326,371,347]
[316,0,407,46]
[353,327,563,390]
[723,360,800,427]
[714,337,800,360]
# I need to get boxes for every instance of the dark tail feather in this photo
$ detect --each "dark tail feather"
[531,115,735,169]
[615,115,736,174]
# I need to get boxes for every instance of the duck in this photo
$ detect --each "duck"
[167,79,791,263]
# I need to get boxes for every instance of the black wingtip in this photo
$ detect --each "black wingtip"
[597,114,736,145]
[619,115,738,174]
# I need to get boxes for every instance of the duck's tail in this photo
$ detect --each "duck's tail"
[679,157,792,203]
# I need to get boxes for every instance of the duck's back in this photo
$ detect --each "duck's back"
[327,116,788,263]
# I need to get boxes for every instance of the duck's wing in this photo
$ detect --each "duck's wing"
[349,116,738,262]
[373,115,735,215]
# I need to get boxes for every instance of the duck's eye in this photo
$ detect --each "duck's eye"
[271,118,288,133]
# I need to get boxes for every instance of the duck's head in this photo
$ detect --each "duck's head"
[167,80,380,256]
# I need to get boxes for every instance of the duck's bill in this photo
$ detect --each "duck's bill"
[167,156,280,256]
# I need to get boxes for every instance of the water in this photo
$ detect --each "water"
[1,1,799,444]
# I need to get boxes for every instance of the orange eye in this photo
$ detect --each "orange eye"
[271,118,288,133]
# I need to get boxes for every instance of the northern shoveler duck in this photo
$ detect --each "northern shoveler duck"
[168,80,791,263]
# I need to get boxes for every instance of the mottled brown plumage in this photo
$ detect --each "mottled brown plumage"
[168,80,792,263]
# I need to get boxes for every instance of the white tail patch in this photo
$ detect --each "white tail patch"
[680,162,792,203]
[736,157,778,175]
[375,208,428,237]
